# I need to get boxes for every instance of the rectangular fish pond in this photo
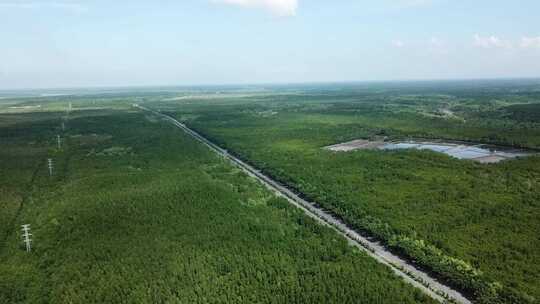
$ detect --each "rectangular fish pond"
[325,139,534,163]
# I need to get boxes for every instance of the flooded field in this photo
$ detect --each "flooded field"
[325,139,533,163]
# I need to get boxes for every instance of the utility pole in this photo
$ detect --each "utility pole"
[61,121,65,131]
[21,224,32,252]
[56,135,62,149]
[47,158,54,176]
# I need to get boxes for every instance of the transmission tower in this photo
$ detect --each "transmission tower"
[47,158,54,176]
[21,224,32,252]
[56,135,62,149]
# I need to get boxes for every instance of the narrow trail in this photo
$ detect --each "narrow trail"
[135,104,473,304]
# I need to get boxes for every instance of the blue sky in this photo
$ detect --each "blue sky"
[1,0,540,89]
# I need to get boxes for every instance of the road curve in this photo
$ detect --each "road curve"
[135,104,472,304]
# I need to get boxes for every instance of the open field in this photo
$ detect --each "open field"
[137,79,540,303]
[0,105,437,303]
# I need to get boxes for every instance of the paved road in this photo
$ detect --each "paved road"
[135,104,472,304]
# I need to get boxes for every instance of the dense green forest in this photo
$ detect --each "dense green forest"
[138,81,540,303]
[0,107,436,303]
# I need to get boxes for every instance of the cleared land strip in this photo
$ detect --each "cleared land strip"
[134,104,472,304]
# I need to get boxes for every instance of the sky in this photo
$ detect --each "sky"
[1,0,540,89]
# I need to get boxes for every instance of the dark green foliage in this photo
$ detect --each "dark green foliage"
[501,103,540,123]
[155,83,540,303]
[0,110,435,304]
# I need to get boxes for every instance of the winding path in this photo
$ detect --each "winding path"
[135,104,472,304]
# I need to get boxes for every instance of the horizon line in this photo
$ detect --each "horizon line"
[1,76,540,93]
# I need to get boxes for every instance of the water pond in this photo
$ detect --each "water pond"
[326,139,533,163]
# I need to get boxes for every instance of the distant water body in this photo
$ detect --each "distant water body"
[382,141,531,163]
[326,139,534,163]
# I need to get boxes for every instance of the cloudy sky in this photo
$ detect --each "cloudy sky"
[1,0,539,89]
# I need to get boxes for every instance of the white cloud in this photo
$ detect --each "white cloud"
[215,0,298,16]
[520,36,540,49]
[429,37,444,48]
[392,40,405,48]
[428,37,449,54]
[473,34,513,49]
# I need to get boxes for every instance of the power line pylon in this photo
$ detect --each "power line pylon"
[47,158,54,176]
[21,224,32,252]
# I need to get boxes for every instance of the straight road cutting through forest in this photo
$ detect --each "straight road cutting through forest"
[134,104,472,304]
